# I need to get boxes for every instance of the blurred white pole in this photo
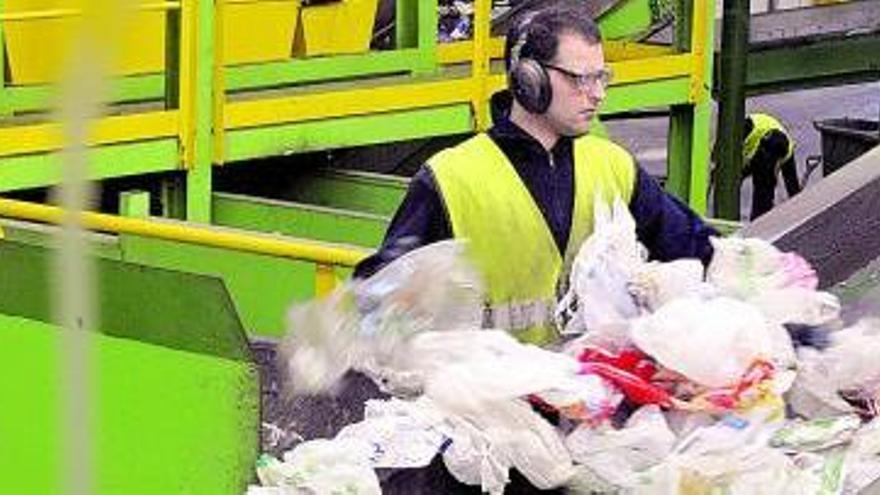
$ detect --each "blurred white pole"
[53,1,130,493]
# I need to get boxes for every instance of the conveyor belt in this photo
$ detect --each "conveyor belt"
[742,145,880,290]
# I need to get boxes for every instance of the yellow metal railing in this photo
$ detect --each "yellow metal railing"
[0,197,367,295]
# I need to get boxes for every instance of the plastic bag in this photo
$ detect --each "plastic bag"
[629,296,787,388]
[279,240,483,394]
[254,439,381,494]
[707,237,819,296]
[749,287,841,327]
[565,405,675,490]
[442,398,575,492]
[335,398,449,469]
[788,319,880,419]
[707,237,841,328]
[629,258,715,312]
[770,415,862,453]
[401,330,581,410]
[634,405,821,495]
[556,197,646,340]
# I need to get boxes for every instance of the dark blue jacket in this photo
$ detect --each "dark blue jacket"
[354,92,716,279]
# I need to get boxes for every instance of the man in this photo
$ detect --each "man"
[354,1,716,345]
[742,113,802,220]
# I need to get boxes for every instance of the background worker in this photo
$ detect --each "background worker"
[354,0,716,344]
[742,112,802,220]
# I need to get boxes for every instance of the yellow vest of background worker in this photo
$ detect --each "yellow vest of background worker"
[744,113,795,168]
[428,133,635,345]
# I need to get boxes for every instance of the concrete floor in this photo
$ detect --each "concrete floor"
[606,81,880,220]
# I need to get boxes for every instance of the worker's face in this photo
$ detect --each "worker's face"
[542,33,609,137]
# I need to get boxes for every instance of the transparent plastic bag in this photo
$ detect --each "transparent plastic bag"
[255,439,381,494]
[789,319,880,419]
[556,197,646,339]
[565,405,675,490]
[279,240,484,394]
[629,296,791,388]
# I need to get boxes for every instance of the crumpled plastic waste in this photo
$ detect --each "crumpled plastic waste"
[253,439,381,494]
[442,397,576,493]
[707,236,841,327]
[629,258,715,312]
[629,296,790,388]
[771,415,862,452]
[788,318,880,420]
[565,405,675,491]
[631,404,831,495]
[556,197,645,342]
[335,398,450,469]
[708,237,818,294]
[279,240,483,394]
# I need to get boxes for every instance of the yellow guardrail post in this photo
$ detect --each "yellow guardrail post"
[212,0,225,165]
[314,263,337,297]
[471,0,491,130]
[179,0,196,169]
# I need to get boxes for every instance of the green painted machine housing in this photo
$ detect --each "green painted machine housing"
[0,240,259,493]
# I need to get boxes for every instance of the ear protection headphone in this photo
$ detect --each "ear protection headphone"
[509,14,553,114]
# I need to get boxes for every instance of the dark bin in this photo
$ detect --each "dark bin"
[813,118,880,177]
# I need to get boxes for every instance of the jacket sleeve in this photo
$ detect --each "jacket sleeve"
[352,166,453,279]
[629,166,718,266]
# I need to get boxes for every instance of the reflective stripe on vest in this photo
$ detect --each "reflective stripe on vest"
[744,113,795,166]
[428,133,635,345]
[482,299,557,334]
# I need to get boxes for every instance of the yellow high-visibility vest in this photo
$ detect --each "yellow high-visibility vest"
[428,133,635,345]
[744,113,795,169]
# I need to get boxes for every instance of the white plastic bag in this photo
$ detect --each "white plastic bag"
[443,398,575,492]
[629,296,785,388]
[628,258,715,312]
[565,405,675,490]
[788,319,880,418]
[335,398,448,469]
[634,406,821,495]
[279,240,484,394]
[556,197,646,340]
[255,439,381,494]
[707,237,818,296]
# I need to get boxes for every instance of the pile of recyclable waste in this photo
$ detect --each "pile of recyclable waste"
[248,199,880,494]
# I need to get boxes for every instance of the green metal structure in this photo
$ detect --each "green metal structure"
[0,240,258,493]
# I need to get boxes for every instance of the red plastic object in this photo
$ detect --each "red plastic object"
[577,346,657,381]
[580,362,673,407]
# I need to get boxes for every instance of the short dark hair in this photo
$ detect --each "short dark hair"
[504,1,603,71]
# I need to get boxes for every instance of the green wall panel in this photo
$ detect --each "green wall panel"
[120,234,318,337]
[213,192,389,248]
[274,171,408,216]
[225,105,472,161]
[0,240,250,361]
